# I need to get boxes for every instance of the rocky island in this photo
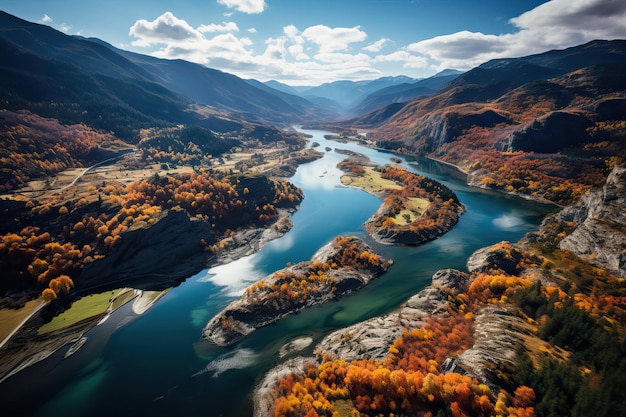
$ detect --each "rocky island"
[338,154,465,245]
[203,236,392,347]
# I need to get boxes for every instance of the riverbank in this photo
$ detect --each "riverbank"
[321,131,568,208]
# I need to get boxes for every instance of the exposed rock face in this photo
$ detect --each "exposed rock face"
[80,209,212,289]
[401,108,511,154]
[215,213,293,264]
[559,164,626,277]
[316,269,469,361]
[442,305,532,393]
[203,237,392,347]
[497,111,594,153]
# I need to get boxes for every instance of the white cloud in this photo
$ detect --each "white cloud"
[248,28,257,33]
[217,0,266,14]
[284,24,305,44]
[59,23,71,33]
[302,24,367,53]
[407,0,626,70]
[129,12,255,66]
[408,31,508,69]
[129,11,203,47]
[288,44,309,61]
[40,14,53,23]
[363,38,389,53]
[198,22,239,33]
[374,50,429,69]
[313,52,371,65]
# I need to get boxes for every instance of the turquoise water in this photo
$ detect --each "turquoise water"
[0,129,554,417]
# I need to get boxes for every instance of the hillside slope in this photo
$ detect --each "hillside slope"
[342,40,626,205]
[0,11,324,127]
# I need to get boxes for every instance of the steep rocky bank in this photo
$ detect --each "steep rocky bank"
[203,236,392,347]
[80,209,212,290]
[558,164,626,277]
[316,268,469,362]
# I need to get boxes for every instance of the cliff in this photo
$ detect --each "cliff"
[558,164,626,277]
[80,209,212,289]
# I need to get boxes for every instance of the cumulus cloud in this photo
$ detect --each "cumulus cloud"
[198,22,239,33]
[288,44,309,61]
[129,11,203,47]
[302,24,367,53]
[407,0,626,70]
[408,31,509,68]
[129,12,255,67]
[217,0,266,14]
[40,14,53,23]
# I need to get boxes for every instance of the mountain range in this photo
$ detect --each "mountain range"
[1,10,625,206]
[0,11,438,136]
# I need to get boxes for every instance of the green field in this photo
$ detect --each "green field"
[38,288,137,334]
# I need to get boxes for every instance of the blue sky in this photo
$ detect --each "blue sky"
[3,0,626,85]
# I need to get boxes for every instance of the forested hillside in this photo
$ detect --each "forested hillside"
[338,40,626,206]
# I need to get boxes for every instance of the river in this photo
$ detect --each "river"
[0,129,555,417]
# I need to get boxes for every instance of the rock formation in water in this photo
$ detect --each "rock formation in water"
[203,236,392,347]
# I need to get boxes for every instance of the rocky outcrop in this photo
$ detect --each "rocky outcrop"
[316,269,469,361]
[203,236,392,347]
[442,306,533,393]
[559,164,626,277]
[254,357,312,417]
[215,213,293,264]
[467,242,525,275]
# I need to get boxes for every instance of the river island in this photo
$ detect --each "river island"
[203,236,393,347]
[338,153,465,245]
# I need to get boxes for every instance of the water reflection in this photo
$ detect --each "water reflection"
[199,256,265,297]
[193,348,259,378]
[492,213,528,230]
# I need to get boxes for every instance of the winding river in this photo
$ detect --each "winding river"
[0,129,555,416]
